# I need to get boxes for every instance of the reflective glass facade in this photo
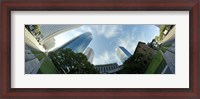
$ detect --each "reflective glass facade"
[119,46,131,57]
[116,46,131,63]
[83,47,94,63]
[57,32,92,53]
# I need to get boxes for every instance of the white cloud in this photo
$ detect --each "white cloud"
[117,30,138,54]
[81,25,122,38]
[93,51,121,65]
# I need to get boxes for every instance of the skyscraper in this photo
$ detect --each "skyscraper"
[83,47,94,63]
[116,46,132,63]
[55,32,92,53]
[42,38,56,51]
[39,25,82,51]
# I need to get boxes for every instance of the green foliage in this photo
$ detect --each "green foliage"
[30,50,57,74]
[38,31,42,35]
[155,36,160,42]
[32,25,40,29]
[36,53,46,61]
[32,25,41,34]
[37,57,58,74]
[159,25,167,40]
[118,53,147,74]
[160,47,168,53]
[25,25,31,31]
[148,39,157,49]
[159,44,172,53]
[25,25,42,35]
[144,51,166,74]
[163,44,172,47]
[31,49,43,54]
[49,49,99,74]
[155,59,167,74]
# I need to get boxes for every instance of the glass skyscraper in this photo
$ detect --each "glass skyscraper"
[116,46,132,63]
[39,25,82,51]
[56,32,92,53]
[83,47,94,63]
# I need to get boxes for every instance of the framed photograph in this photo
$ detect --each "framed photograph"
[1,0,199,98]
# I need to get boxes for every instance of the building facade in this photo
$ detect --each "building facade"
[132,42,156,72]
[39,25,82,51]
[39,25,81,41]
[134,42,156,56]
[116,46,132,63]
[83,47,94,63]
[95,63,122,74]
[55,32,92,53]
[42,38,56,51]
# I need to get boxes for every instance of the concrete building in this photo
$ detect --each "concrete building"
[134,42,156,57]
[54,32,92,53]
[42,38,56,51]
[95,63,122,74]
[116,46,132,63]
[131,42,156,71]
[83,47,94,63]
[25,27,45,52]
[25,45,41,74]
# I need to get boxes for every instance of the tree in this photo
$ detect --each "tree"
[25,25,42,35]
[147,39,158,50]
[159,25,167,40]
[38,31,42,35]
[32,25,40,30]
[117,53,147,74]
[32,25,41,35]
[48,48,99,74]
[25,25,31,31]
[155,36,159,42]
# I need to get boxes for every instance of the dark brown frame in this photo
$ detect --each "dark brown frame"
[0,0,199,98]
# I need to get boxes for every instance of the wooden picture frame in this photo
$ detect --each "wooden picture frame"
[1,0,199,98]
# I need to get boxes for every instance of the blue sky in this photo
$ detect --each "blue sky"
[53,25,159,65]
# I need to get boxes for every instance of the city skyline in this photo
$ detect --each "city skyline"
[53,25,159,65]
[24,24,175,74]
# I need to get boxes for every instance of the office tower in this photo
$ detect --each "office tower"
[42,38,56,51]
[39,25,82,51]
[83,47,94,63]
[56,32,92,53]
[116,46,132,63]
